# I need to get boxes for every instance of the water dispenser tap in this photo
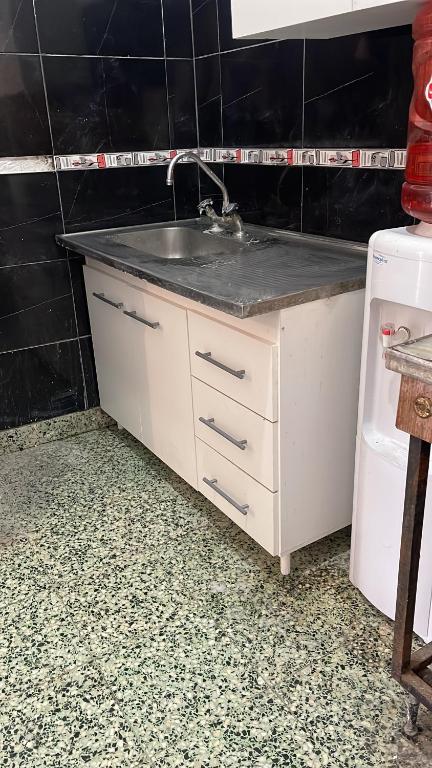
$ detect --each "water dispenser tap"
[381,323,411,349]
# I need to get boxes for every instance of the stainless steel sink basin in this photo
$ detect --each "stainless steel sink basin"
[110,226,244,260]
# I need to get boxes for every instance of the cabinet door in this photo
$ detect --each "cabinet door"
[231,0,351,38]
[128,290,197,489]
[84,267,143,441]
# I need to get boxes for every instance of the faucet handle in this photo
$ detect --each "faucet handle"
[222,202,239,216]
[198,198,214,214]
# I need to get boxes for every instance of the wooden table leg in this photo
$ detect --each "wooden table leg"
[393,437,431,679]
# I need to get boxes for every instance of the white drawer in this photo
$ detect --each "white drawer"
[192,378,278,491]
[188,311,278,422]
[196,438,278,556]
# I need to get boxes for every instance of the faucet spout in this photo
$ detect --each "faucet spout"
[166,151,230,210]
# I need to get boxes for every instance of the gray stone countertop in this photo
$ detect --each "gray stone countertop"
[57,219,367,319]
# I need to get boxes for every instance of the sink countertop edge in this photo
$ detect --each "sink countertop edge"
[57,227,367,319]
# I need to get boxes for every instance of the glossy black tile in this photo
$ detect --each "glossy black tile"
[167,59,198,149]
[0,55,52,157]
[43,56,109,155]
[59,166,174,233]
[0,0,38,53]
[0,173,63,267]
[223,165,302,230]
[192,0,219,58]
[217,0,269,52]
[221,41,303,148]
[44,56,170,155]
[174,164,199,220]
[106,58,169,152]
[69,256,90,337]
[304,26,413,149]
[79,335,99,409]
[162,0,193,58]
[302,167,412,243]
[0,339,85,429]
[35,0,164,57]
[0,261,76,353]
[195,54,222,147]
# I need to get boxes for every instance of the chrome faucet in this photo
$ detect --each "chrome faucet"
[166,151,244,238]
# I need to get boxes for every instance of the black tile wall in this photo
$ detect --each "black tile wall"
[0,0,38,54]
[0,340,85,429]
[43,56,109,156]
[35,0,165,57]
[223,165,302,231]
[0,173,63,267]
[173,164,200,219]
[59,166,175,233]
[221,41,303,147]
[195,54,223,147]
[0,261,76,353]
[105,58,170,152]
[0,55,52,157]
[304,26,413,149]
[191,0,414,243]
[167,59,198,149]
[163,0,193,58]
[302,168,412,242]
[0,0,197,429]
[191,0,219,58]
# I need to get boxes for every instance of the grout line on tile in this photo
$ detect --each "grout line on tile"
[189,0,201,201]
[195,39,279,60]
[38,53,192,60]
[160,0,177,220]
[214,0,224,148]
[0,336,81,356]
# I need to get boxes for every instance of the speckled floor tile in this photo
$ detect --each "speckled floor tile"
[1,426,432,767]
[0,408,114,456]
[0,665,141,767]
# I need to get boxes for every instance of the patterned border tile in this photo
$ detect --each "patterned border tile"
[53,147,407,171]
[0,149,407,174]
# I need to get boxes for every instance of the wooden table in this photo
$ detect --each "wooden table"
[385,335,432,737]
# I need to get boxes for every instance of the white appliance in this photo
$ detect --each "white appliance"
[351,225,432,642]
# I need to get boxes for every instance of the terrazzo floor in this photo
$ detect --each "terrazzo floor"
[1,426,432,767]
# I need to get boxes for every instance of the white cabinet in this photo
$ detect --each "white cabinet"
[84,268,144,442]
[85,258,364,577]
[84,266,197,488]
[231,0,422,40]
[134,290,196,488]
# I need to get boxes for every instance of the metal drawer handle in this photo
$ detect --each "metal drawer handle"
[93,292,123,309]
[195,351,245,379]
[123,310,160,330]
[203,477,249,515]
[199,417,247,451]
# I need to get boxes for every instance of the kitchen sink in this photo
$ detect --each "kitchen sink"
[109,226,245,260]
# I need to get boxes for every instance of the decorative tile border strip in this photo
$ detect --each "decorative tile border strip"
[54,147,407,171]
[0,148,407,175]
[200,147,407,169]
